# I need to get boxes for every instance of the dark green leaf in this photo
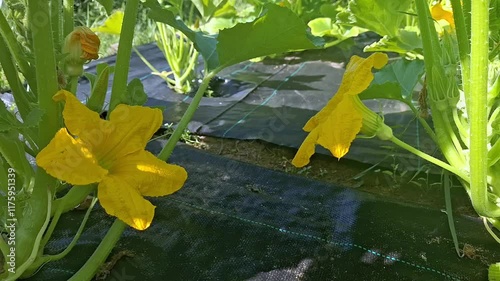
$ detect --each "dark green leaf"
[217,4,324,68]
[87,64,111,113]
[123,78,147,106]
[359,58,425,102]
[342,0,413,37]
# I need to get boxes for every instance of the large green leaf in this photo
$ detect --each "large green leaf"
[216,4,323,68]
[364,28,422,56]
[359,58,425,103]
[144,0,219,71]
[342,0,413,37]
[145,1,323,72]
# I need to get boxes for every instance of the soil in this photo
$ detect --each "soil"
[192,135,477,217]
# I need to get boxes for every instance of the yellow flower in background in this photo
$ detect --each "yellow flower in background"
[36,90,187,230]
[431,1,455,29]
[292,53,393,167]
[92,11,124,35]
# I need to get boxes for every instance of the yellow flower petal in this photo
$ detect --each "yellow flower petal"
[54,91,163,165]
[293,53,389,166]
[317,97,363,159]
[36,128,108,185]
[291,130,319,167]
[302,53,388,132]
[431,2,455,29]
[107,104,164,151]
[98,175,156,230]
[110,150,187,197]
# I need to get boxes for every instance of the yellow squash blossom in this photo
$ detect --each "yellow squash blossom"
[431,2,455,29]
[36,90,187,230]
[292,53,393,167]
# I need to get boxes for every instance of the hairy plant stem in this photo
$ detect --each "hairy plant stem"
[469,0,500,217]
[109,0,140,112]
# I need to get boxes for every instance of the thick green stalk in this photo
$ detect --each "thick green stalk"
[157,70,218,161]
[15,0,60,272]
[62,0,74,38]
[416,0,467,171]
[67,219,127,281]
[50,0,61,48]
[109,0,140,112]
[469,0,500,217]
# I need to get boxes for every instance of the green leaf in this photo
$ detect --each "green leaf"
[145,1,323,72]
[123,78,147,106]
[342,0,413,37]
[308,18,339,37]
[191,0,227,19]
[0,131,34,185]
[308,17,365,40]
[364,27,422,56]
[216,4,324,68]
[22,106,44,128]
[359,58,425,102]
[87,64,111,113]
[96,0,113,15]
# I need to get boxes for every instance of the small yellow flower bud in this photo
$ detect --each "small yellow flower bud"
[63,26,100,76]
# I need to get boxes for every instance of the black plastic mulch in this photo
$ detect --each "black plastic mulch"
[26,142,499,281]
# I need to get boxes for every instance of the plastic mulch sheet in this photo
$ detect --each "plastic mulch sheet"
[75,43,437,172]
[26,142,499,281]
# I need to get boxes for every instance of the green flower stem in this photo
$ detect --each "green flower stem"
[443,112,466,163]
[25,198,98,276]
[489,141,500,167]
[67,76,79,94]
[109,0,140,112]
[452,108,469,145]
[469,0,500,217]
[157,70,218,161]
[51,184,95,216]
[68,219,127,281]
[408,103,438,144]
[450,0,470,103]
[62,0,74,38]
[390,136,469,183]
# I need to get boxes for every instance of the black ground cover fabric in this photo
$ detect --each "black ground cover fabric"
[26,143,500,281]
[75,43,437,172]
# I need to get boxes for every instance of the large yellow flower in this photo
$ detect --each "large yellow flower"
[292,53,392,167]
[36,90,187,230]
[431,2,455,29]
